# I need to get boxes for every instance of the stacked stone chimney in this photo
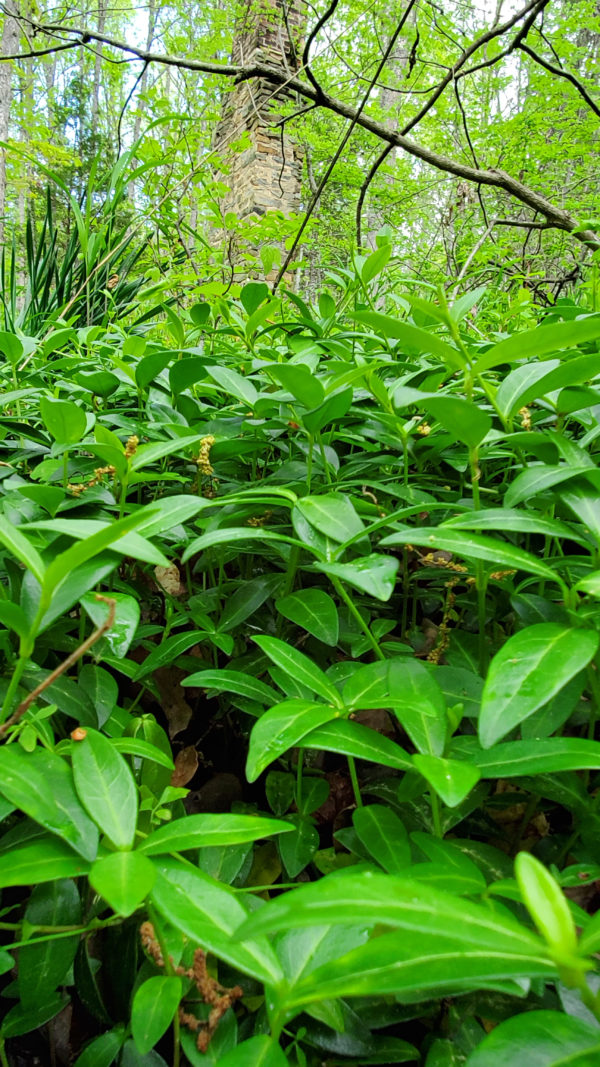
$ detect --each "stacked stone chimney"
[214,0,304,230]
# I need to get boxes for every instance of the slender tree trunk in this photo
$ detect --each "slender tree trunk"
[0,0,20,246]
[91,0,107,132]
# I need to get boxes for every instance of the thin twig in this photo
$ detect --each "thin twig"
[0,595,116,737]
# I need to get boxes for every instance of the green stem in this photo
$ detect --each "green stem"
[331,577,384,661]
[296,749,303,811]
[0,1038,9,1067]
[430,790,443,838]
[0,655,28,724]
[148,904,180,1067]
[347,755,363,807]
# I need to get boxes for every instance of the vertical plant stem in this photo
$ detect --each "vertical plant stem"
[331,577,384,661]
[296,748,303,810]
[347,755,363,807]
[430,790,443,838]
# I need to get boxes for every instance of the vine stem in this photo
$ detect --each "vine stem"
[330,577,384,661]
[347,755,363,808]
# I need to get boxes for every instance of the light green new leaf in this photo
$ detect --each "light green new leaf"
[413,755,481,808]
[316,554,399,601]
[72,729,138,849]
[139,813,294,855]
[182,527,306,563]
[90,851,156,916]
[25,519,169,567]
[465,1010,600,1067]
[0,746,98,860]
[253,634,342,704]
[515,852,578,959]
[478,624,599,748]
[299,719,413,771]
[44,512,155,597]
[131,977,182,1055]
[246,699,341,782]
[111,738,174,769]
[276,588,339,645]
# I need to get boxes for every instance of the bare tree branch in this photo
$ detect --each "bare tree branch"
[1,9,598,252]
[518,40,600,120]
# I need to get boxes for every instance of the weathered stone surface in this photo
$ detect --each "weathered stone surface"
[213,0,304,268]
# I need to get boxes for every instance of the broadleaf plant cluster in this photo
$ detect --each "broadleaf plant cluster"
[1,249,600,1065]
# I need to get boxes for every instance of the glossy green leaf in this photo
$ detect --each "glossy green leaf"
[452,737,600,777]
[278,814,319,876]
[316,553,399,601]
[1,993,65,1038]
[74,1027,127,1067]
[26,518,169,567]
[342,658,447,756]
[515,852,577,958]
[40,395,87,444]
[352,805,411,874]
[474,316,600,374]
[149,858,283,984]
[139,813,294,854]
[381,527,559,584]
[217,1036,288,1067]
[72,728,138,849]
[18,879,81,1009]
[129,434,203,470]
[207,364,257,406]
[131,976,182,1055]
[181,668,280,705]
[302,386,353,432]
[504,465,587,509]
[111,738,174,769]
[267,363,325,408]
[246,699,341,782]
[392,387,491,448]
[413,755,481,807]
[299,718,413,770]
[351,311,464,370]
[90,851,156,916]
[0,836,91,887]
[276,588,339,645]
[0,515,45,584]
[479,624,598,747]
[253,634,342,704]
[218,573,283,632]
[465,1011,600,1066]
[44,513,153,597]
[80,592,140,658]
[0,746,98,859]
[295,494,364,543]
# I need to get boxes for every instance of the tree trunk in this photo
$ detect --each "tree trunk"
[0,0,20,246]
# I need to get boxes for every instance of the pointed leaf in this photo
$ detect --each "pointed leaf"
[139,813,294,855]
[276,588,339,645]
[90,851,156,916]
[131,977,182,1055]
[253,634,342,704]
[479,625,599,748]
[71,728,138,849]
[316,554,399,601]
[246,700,341,782]
[413,755,480,807]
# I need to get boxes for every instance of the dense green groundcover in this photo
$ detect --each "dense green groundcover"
[1,251,600,1064]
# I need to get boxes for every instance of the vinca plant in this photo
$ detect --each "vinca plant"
[0,247,600,1065]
